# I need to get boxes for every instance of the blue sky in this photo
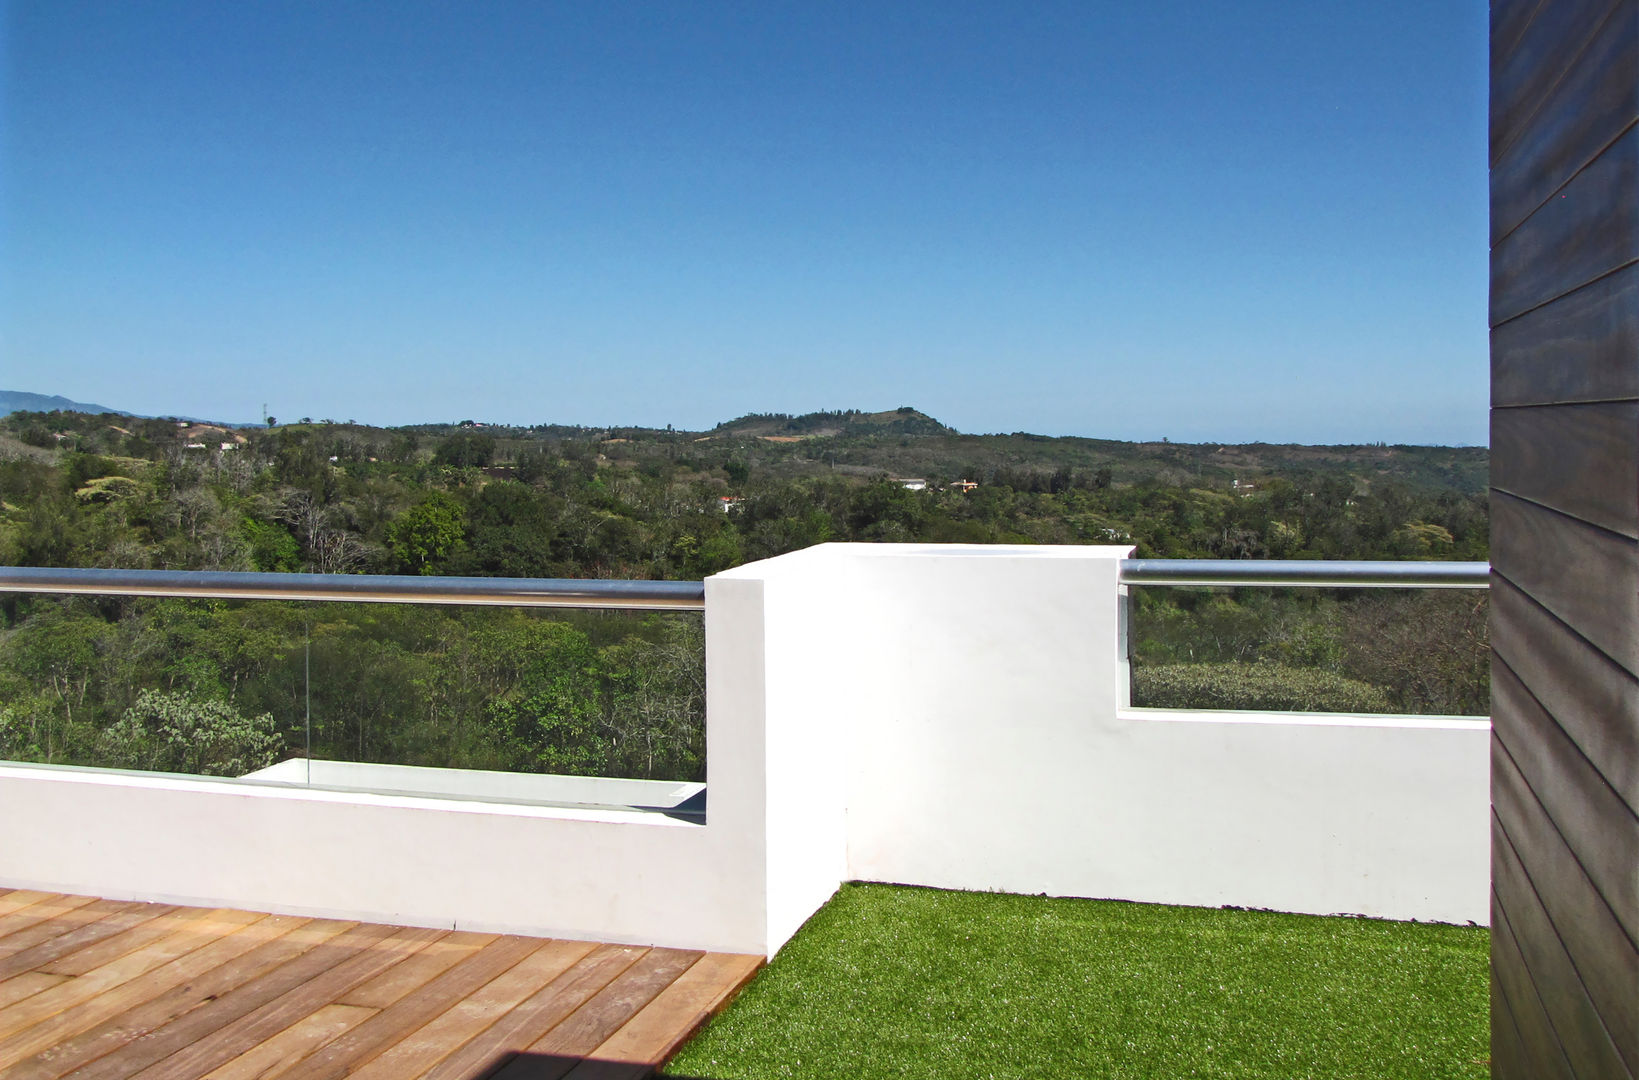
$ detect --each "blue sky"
[1,1,1488,444]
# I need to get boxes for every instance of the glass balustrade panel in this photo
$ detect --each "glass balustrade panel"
[0,592,705,818]
[1126,585,1490,718]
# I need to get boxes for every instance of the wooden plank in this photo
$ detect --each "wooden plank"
[1491,575,1639,805]
[1492,404,1639,537]
[0,902,172,979]
[1492,262,1639,407]
[286,934,549,1080]
[0,974,68,1014]
[51,919,400,1080]
[417,944,649,1080]
[1493,816,1637,1077]
[1491,125,1639,326]
[1492,969,1535,1080]
[40,904,227,978]
[572,953,762,1071]
[1492,493,1639,678]
[1493,3,1638,243]
[117,924,444,1080]
[1494,657,1639,931]
[1492,0,1550,78]
[336,931,497,1010]
[345,939,598,1080]
[492,949,705,1080]
[0,915,320,1080]
[1489,884,1580,1080]
[1494,746,1639,1070]
[0,899,98,951]
[1491,0,1623,164]
[0,909,265,1045]
[200,1004,377,1080]
[0,896,69,925]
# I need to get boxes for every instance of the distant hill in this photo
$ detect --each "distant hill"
[0,390,124,417]
[710,407,953,439]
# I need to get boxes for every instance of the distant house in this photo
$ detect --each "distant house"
[948,479,979,493]
[718,496,745,513]
[220,442,238,451]
[894,478,928,491]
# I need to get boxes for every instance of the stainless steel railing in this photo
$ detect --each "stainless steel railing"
[0,566,706,611]
[1117,559,1489,589]
[0,560,1491,605]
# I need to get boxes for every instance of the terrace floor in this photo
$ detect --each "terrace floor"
[0,890,760,1080]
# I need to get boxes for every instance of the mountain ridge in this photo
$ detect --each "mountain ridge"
[0,390,124,417]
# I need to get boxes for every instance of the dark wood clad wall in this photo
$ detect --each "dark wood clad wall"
[1490,2,1639,1078]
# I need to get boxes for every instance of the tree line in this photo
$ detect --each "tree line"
[0,409,1491,784]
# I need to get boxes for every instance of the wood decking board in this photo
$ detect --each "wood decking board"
[0,895,760,1080]
[292,935,549,1080]
[0,900,101,955]
[345,939,600,1080]
[413,943,651,1080]
[0,897,72,926]
[0,915,322,1080]
[492,949,707,1080]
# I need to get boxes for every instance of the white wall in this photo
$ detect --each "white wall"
[0,573,781,954]
[713,551,851,952]
[0,543,1491,959]
[754,544,1491,926]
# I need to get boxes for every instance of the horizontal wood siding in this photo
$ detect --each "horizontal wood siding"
[1492,1,1637,243]
[1490,2,1639,1077]
[1492,264,1639,406]
[1491,123,1639,326]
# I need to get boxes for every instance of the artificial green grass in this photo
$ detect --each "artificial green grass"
[664,884,1489,1080]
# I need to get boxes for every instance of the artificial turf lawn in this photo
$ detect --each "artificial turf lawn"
[664,883,1490,1080]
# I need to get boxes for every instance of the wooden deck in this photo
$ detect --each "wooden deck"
[0,889,760,1080]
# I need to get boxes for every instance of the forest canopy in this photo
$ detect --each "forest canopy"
[0,407,1490,785]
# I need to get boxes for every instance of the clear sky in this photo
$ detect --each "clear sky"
[1,1,1488,444]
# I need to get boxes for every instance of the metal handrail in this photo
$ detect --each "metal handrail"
[0,559,1489,604]
[0,566,706,611]
[1118,559,1489,589]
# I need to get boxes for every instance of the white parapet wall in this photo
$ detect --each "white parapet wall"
[0,571,784,954]
[723,543,1491,926]
[0,543,1490,960]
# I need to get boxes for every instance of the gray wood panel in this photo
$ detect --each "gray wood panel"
[1491,494,1639,679]
[1489,886,1581,1080]
[1493,3,1638,244]
[1491,124,1639,326]
[1490,7,1639,1078]
[1493,0,1550,76]
[1492,263,1639,406]
[1491,975,1535,1080]
[1491,567,1639,800]
[1493,744,1639,1069]
[1495,656,1639,927]
[1492,0,1624,164]
[1493,813,1638,1077]
[1492,403,1639,537]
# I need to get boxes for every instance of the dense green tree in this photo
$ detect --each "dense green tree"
[388,492,466,574]
[98,689,281,776]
